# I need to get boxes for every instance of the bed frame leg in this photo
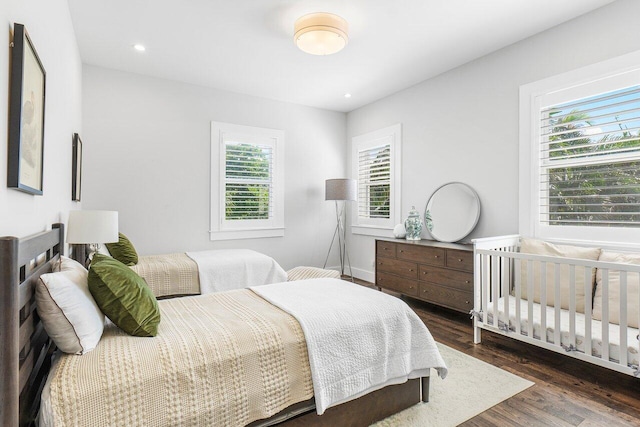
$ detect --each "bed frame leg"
[421,376,429,403]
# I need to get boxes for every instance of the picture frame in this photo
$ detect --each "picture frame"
[7,23,46,195]
[72,133,82,201]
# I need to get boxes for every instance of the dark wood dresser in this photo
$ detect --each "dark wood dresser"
[375,238,474,313]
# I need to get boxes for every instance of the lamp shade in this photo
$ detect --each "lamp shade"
[67,210,119,244]
[326,179,357,201]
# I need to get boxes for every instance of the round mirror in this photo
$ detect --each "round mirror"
[425,182,480,243]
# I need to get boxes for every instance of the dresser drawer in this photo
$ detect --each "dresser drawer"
[418,283,473,313]
[376,241,397,258]
[377,272,419,297]
[376,257,418,279]
[397,244,445,267]
[418,265,473,292]
[446,249,474,273]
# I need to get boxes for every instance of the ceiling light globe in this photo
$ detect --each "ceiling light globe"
[294,13,348,56]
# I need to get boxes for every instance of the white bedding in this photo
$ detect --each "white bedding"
[186,249,287,294]
[252,278,448,415]
[486,297,640,366]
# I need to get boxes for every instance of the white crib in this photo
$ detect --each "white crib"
[473,235,640,377]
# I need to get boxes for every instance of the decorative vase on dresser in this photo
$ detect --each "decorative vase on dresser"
[375,238,473,313]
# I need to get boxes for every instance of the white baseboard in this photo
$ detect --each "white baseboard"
[350,267,374,283]
[326,265,375,284]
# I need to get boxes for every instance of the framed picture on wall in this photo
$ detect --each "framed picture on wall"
[72,133,82,201]
[7,23,46,195]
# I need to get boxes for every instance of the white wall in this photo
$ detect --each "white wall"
[0,0,82,238]
[346,0,640,281]
[82,66,346,270]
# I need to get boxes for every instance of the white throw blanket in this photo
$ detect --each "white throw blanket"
[251,278,448,415]
[186,249,287,294]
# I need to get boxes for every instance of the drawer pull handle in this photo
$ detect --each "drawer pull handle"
[422,271,428,275]
[465,300,470,304]
[458,258,463,262]
[409,269,414,272]
[409,286,414,289]
[465,280,470,284]
[400,250,404,253]
[422,289,427,293]
[434,255,439,258]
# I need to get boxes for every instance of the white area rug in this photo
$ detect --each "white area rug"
[373,343,534,426]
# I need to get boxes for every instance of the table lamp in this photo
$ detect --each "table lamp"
[67,210,118,266]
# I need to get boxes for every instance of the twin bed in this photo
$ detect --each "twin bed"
[1,224,447,426]
[129,249,287,298]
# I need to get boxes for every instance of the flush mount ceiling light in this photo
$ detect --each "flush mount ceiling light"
[294,13,348,56]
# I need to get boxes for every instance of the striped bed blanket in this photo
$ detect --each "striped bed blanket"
[130,253,201,297]
[44,290,313,427]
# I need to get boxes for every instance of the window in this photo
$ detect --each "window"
[210,122,284,240]
[520,51,640,246]
[351,124,401,236]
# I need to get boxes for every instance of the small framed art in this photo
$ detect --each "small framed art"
[7,23,46,195]
[72,133,82,201]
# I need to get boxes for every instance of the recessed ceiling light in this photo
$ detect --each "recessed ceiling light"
[133,44,146,52]
[344,93,352,98]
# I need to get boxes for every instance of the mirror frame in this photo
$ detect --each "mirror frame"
[424,182,481,243]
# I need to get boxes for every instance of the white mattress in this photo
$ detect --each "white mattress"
[485,297,640,367]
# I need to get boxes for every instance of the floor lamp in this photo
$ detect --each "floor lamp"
[323,178,356,281]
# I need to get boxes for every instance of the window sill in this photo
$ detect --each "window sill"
[210,228,284,241]
[351,225,394,238]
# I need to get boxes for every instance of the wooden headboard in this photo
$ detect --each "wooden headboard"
[0,223,63,426]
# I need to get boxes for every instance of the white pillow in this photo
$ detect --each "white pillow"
[36,257,105,354]
[517,238,600,313]
[593,250,640,328]
[52,255,87,274]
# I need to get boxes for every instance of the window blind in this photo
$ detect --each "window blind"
[358,144,391,219]
[224,142,273,220]
[539,85,640,227]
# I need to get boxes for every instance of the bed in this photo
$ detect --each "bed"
[77,238,288,298]
[473,235,640,377]
[128,249,288,298]
[1,225,446,426]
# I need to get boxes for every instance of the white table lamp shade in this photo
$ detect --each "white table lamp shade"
[67,210,119,244]
[325,179,357,201]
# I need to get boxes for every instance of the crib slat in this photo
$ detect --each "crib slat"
[569,265,576,351]
[502,252,510,332]
[527,259,534,339]
[637,272,640,363]
[540,262,547,343]
[602,269,610,363]
[619,272,628,368]
[492,255,499,328]
[482,253,489,325]
[554,265,561,346]
[584,266,592,359]
[515,258,521,336]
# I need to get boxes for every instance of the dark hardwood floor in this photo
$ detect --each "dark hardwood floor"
[352,278,640,426]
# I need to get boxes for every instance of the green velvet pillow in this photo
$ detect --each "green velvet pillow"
[105,232,138,266]
[88,254,160,337]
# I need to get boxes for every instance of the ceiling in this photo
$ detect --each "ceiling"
[67,0,615,113]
